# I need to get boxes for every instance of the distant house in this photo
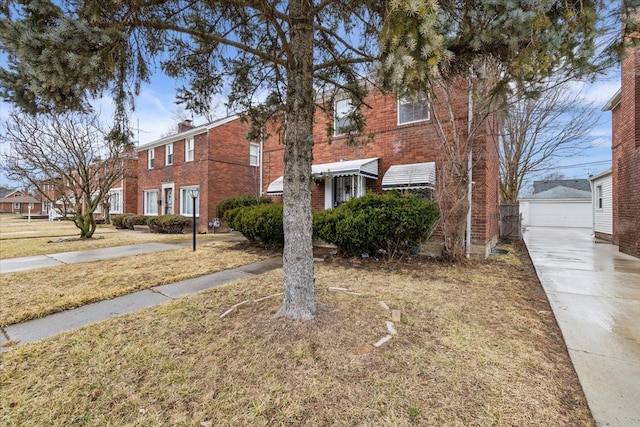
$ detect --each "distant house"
[520,185,592,228]
[589,169,613,242]
[136,118,260,232]
[0,188,40,215]
[602,44,640,259]
[532,179,591,194]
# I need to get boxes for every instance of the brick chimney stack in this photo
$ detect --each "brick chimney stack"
[178,119,194,133]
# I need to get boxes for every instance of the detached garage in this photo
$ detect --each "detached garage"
[520,186,593,228]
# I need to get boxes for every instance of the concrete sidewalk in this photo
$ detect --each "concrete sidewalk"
[0,257,282,352]
[0,243,181,273]
[524,227,640,427]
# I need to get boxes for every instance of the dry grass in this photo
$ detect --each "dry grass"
[0,241,273,326]
[0,216,223,259]
[0,246,594,426]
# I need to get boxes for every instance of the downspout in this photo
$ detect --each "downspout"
[466,79,473,258]
[259,127,264,196]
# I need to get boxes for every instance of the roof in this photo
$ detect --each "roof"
[589,169,612,181]
[602,89,621,111]
[0,195,40,204]
[533,179,591,194]
[381,162,436,190]
[522,186,592,200]
[137,115,241,151]
[0,187,18,198]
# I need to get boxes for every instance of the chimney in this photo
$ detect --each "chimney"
[178,119,194,133]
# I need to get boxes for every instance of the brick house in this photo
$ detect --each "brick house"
[263,84,501,258]
[136,117,260,232]
[603,46,640,259]
[0,187,39,215]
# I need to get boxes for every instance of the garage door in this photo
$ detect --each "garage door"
[528,201,592,228]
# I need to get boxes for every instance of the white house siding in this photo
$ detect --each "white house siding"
[591,172,613,236]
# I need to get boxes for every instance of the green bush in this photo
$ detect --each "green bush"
[313,192,439,259]
[225,203,284,247]
[147,215,192,234]
[111,213,136,229]
[216,196,272,220]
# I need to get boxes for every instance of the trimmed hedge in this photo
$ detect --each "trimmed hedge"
[147,215,192,234]
[224,203,284,247]
[313,192,439,259]
[111,214,153,230]
[215,196,272,220]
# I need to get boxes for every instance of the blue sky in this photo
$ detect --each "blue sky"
[0,65,621,190]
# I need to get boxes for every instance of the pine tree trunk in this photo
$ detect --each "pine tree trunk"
[276,0,317,320]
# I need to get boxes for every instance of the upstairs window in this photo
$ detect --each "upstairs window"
[398,94,430,125]
[185,137,195,162]
[165,143,174,166]
[148,148,155,169]
[334,98,356,136]
[249,143,260,166]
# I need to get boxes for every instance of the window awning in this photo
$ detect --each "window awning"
[266,176,284,195]
[382,162,436,190]
[266,157,379,196]
[311,157,379,179]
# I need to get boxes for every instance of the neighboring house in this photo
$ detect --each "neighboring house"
[602,45,640,259]
[519,186,592,228]
[136,118,260,232]
[95,154,138,222]
[0,188,40,215]
[263,84,501,258]
[589,169,613,241]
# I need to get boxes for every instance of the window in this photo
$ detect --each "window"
[185,137,195,162]
[148,148,155,169]
[249,143,260,166]
[398,94,430,125]
[334,98,356,136]
[180,186,200,217]
[109,190,123,213]
[333,175,366,207]
[165,143,173,165]
[144,190,159,215]
[596,185,603,210]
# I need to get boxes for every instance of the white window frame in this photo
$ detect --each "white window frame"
[109,189,123,214]
[148,148,155,169]
[165,143,174,166]
[398,94,430,125]
[249,142,260,166]
[180,186,200,217]
[144,190,159,215]
[596,185,603,210]
[334,98,356,136]
[185,137,195,162]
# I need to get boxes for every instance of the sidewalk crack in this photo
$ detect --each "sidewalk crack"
[150,288,175,299]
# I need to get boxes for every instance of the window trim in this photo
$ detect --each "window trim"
[397,94,430,126]
[180,186,200,217]
[249,142,260,166]
[596,185,603,210]
[143,190,159,216]
[109,189,123,214]
[148,148,155,169]
[334,97,356,136]
[185,137,195,162]
[165,142,174,166]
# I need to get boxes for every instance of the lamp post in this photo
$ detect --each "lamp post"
[188,188,199,251]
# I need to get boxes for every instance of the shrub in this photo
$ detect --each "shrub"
[226,203,284,247]
[313,192,439,259]
[147,215,192,234]
[216,196,272,220]
[111,213,136,229]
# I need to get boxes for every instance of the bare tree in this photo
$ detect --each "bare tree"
[0,111,132,238]
[430,74,500,261]
[499,83,598,201]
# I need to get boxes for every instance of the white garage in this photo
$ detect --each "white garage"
[520,186,592,228]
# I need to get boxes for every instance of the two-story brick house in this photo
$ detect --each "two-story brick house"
[137,117,261,232]
[263,83,500,258]
[603,45,640,258]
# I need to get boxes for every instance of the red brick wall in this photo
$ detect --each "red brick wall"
[612,47,640,258]
[263,84,500,255]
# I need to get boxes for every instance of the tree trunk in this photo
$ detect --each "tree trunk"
[76,213,96,239]
[276,0,317,320]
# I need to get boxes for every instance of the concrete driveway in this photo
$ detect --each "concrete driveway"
[524,227,640,427]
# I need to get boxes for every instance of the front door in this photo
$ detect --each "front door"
[164,188,173,215]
